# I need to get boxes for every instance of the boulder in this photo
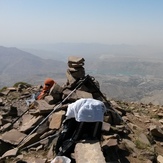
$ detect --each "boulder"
[75,141,105,163]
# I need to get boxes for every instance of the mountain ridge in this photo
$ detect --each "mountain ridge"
[0,46,66,88]
[1,45,163,105]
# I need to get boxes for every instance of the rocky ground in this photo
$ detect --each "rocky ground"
[0,82,163,163]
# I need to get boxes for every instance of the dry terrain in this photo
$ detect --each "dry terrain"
[0,82,163,163]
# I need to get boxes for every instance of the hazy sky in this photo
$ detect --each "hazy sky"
[0,0,163,48]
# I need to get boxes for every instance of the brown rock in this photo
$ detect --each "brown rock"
[49,110,65,130]
[0,148,18,160]
[138,133,151,146]
[47,144,54,160]
[33,158,47,163]
[1,129,26,145]
[102,122,111,133]
[62,89,93,102]
[122,139,138,154]
[102,138,118,147]
[44,95,55,104]
[18,133,40,149]
[7,87,17,91]
[69,67,85,79]
[158,113,163,118]
[66,69,77,85]
[68,56,85,64]
[36,100,55,113]
[157,155,163,163]
[76,90,93,99]
[75,141,105,163]
[19,115,43,132]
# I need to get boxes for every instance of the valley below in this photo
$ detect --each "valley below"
[1,44,163,105]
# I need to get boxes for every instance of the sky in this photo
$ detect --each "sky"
[0,0,163,48]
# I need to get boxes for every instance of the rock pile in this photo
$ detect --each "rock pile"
[0,56,163,163]
[66,56,85,87]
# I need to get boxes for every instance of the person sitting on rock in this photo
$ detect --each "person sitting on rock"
[36,78,55,100]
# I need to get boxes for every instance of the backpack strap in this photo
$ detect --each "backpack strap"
[57,122,84,156]
[93,122,100,138]
[93,122,102,140]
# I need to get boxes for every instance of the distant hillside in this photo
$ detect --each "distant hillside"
[22,43,163,77]
[0,46,67,88]
[1,45,163,105]
[87,56,163,77]
[93,74,163,105]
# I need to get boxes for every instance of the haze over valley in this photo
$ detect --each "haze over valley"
[1,44,163,105]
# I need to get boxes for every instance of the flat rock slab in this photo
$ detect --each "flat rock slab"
[18,133,40,149]
[75,141,106,163]
[49,110,65,130]
[1,129,26,145]
[19,115,43,132]
[36,100,55,113]
[0,148,18,160]
[68,56,85,63]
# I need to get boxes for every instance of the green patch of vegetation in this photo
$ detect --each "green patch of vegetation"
[0,86,7,92]
[135,139,149,149]
[13,82,31,88]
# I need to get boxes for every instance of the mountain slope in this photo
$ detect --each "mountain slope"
[0,46,67,87]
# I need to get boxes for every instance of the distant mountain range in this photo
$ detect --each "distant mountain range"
[1,44,163,105]
[21,43,163,77]
[0,46,67,88]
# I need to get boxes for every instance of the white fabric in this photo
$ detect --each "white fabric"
[25,94,36,106]
[66,98,106,122]
[51,156,71,163]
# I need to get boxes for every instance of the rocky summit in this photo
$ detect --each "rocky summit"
[0,56,163,163]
